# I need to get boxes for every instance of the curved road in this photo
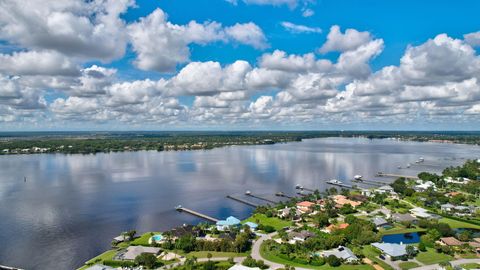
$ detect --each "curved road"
[251,232,313,270]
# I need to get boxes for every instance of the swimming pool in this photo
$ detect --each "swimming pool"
[152,234,163,242]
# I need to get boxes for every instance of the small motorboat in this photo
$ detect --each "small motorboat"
[354,175,363,181]
[328,179,342,185]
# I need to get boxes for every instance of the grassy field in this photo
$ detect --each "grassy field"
[379,225,426,236]
[398,261,420,270]
[130,232,162,246]
[78,249,118,269]
[186,251,248,259]
[415,248,453,265]
[459,263,480,269]
[439,218,480,229]
[243,214,292,231]
[259,243,375,270]
[362,246,394,270]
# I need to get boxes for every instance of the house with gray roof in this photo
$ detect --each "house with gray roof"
[371,242,408,260]
[372,217,390,228]
[319,246,358,263]
[392,213,417,223]
[120,246,161,260]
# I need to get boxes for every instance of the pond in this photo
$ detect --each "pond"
[381,232,422,244]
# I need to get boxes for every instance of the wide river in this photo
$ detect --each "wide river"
[1,137,480,269]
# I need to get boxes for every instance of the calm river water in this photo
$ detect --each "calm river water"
[1,137,479,269]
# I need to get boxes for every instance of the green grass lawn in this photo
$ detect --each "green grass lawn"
[459,253,478,259]
[415,248,453,265]
[78,249,118,269]
[379,225,426,236]
[362,246,394,270]
[186,251,248,259]
[439,218,480,229]
[459,263,480,269]
[130,232,162,246]
[398,261,419,270]
[259,242,374,270]
[243,214,292,231]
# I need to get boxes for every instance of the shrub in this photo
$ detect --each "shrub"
[326,255,341,267]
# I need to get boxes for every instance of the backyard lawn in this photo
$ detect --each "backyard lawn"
[78,249,117,269]
[243,214,292,231]
[130,231,162,246]
[398,261,420,270]
[415,248,453,265]
[439,218,480,229]
[379,225,426,236]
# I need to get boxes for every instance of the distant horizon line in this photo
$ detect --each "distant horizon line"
[1,130,480,133]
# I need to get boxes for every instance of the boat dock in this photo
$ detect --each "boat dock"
[246,192,278,204]
[326,181,356,189]
[175,206,219,223]
[275,192,294,199]
[376,172,419,179]
[226,195,259,207]
[353,179,388,186]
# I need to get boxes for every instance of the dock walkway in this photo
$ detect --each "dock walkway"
[176,207,219,223]
[226,195,259,207]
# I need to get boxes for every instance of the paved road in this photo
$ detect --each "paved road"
[410,258,480,270]
[250,232,315,270]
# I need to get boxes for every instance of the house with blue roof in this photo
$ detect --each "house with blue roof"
[244,222,258,231]
[216,216,241,231]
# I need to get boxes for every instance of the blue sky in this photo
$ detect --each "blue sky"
[0,0,479,130]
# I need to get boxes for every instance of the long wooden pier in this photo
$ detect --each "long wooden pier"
[175,207,219,222]
[226,195,259,207]
[275,192,294,199]
[246,193,278,204]
[376,172,419,179]
[326,181,358,190]
[353,179,386,186]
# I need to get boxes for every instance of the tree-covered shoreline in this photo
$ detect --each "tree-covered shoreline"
[1,130,480,155]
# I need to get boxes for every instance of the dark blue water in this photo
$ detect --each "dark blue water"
[381,233,422,244]
[0,137,479,269]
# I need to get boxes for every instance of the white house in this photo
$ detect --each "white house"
[414,181,436,192]
[410,207,433,219]
[319,246,358,263]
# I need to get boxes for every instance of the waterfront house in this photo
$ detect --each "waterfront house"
[278,207,301,219]
[414,181,436,192]
[244,222,258,231]
[371,242,408,260]
[296,201,315,213]
[360,188,373,197]
[331,195,362,208]
[319,246,358,263]
[372,217,390,229]
[216,216,241,231]
[375,185,396,195]
[444,177,471,185]
[120,246,161,260]
[392,213,417,223]
[170,224,204,238]
[288,230,316,243]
